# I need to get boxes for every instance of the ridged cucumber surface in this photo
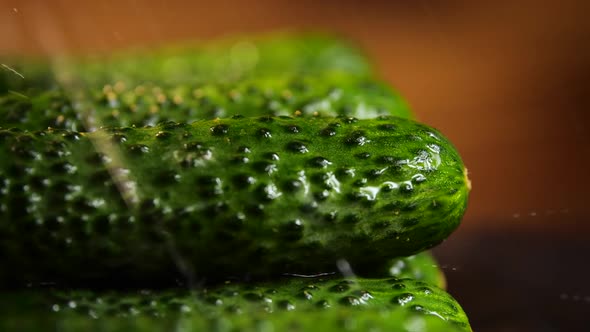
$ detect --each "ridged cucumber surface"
[0,115,469,286]
[0,277,471,332]
[1,35,373,93]
[0,72,410,132]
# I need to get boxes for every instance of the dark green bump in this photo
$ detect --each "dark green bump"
[277,300,295,311]
[342,214,360,224]
[355,152,371,159]
[84,152,105,165]
[264,152,280,161]
[401,202,418,212]
[210,124,229,136]
[301,284,320,291]
[244,203,265,217]
[351,290,373,302]
[323,211,338,222]
[378,124,397,131]
[285,125,301,133]
[155,131,170,139]
[308,156,331,168]
[231,155,250,164]
[225,304,242,314]
[243,293,265,302]
[49,161,77,175]
[184,141,204,152]
[299,201,318,214]
[316,299,331,309]
[329,283,350,293]
[415,286,434,295]
[411,174,427,183]
[342,117,359,124]
[281,179,302,193]
[153,170,181,185]
[237,145,251,154]
[111,133,127,143]
[400,182,413,193]
[279,219,304,241]
[391,283,407,290]
[320,126,337,137]
[313,190,330,201]
[339,296,361,306]
[401,218,419,227]
[127,144,150,155]
[258,116,274,123]
[297,290,313,301]
[352,178,367,187]
[61,132,80,141]
[286,141,309,153]
[344,131,368,146]
[257,128,272,139]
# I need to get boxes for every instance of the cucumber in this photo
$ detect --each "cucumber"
[0,277,471,332]
[0,72,410,132]
[389,252,446,289]
[0,115,469,286]
[1,35,373,94]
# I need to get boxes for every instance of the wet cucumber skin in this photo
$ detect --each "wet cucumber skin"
[0,278,471,332]
[0,116,468,286]
[0,72,410,132]
[389,252,446,289]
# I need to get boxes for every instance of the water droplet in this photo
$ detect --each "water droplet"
[339,296,361,306]
[392,293,414,306]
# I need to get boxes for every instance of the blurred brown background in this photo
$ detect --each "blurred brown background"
[1,0,589,331]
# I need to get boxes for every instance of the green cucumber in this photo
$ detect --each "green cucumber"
[389,252,446,289]
[0,278,471,332]
[0,72,410,132]
[1,35,373,94]
[0,115,469,286]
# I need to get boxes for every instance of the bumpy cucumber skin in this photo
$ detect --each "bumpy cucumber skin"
[389,252,446,289]
[0,35,372,94]
[0,72,411,132]
[0,116,468,286]
[0,278,471,332]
